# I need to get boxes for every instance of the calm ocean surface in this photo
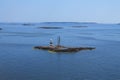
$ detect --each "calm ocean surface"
[0,22,120,80]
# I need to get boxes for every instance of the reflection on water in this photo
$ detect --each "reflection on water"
[0,23,120,80]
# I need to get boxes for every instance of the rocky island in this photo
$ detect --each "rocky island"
[34,36,95,53]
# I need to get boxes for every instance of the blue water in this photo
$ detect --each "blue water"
[0,22,120,80]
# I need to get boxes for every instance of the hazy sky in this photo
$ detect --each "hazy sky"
[0,0,120,23]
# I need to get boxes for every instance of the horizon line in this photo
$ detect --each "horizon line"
[0,21,119,24]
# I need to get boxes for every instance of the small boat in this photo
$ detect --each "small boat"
[34,36,95,52]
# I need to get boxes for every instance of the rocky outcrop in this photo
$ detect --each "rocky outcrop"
[34,46,95,52]
[39,27,63,29]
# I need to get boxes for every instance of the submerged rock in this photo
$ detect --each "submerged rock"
[0,28,2,30]
[22,23,34,26]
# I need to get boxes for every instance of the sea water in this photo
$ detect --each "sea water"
[0,23,120,80]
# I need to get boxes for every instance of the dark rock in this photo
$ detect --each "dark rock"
[22,23,34,26]
[39,27,63,29]
[0,28,2,30]
[34,46,95,52]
